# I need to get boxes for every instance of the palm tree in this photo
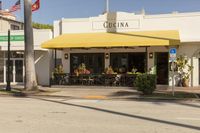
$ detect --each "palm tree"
[24,0,38,90]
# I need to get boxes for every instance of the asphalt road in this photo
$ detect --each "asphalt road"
[0,97,200,133]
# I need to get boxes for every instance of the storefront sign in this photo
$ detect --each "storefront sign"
[92,20,140,30]
[103,21,129,28]
[0,35,24,42]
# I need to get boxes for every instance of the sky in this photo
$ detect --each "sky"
[1,0,200,24]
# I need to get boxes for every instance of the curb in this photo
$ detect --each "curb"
[0,92,199,102]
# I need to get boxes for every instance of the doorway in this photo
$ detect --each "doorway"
[156,53,169,85]
[4,59,24,84]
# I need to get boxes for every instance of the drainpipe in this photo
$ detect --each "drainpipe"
[145,46,148,73]
[191,57,193,87]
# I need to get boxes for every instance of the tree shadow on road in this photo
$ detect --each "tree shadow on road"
[31,97,200,131]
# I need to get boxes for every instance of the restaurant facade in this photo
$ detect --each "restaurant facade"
[41,11,200,87]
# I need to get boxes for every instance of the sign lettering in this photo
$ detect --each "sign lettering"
[103,21,129,28]
[0,35,24,42]
[93,20,140,30]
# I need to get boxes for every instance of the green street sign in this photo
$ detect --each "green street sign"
[0,35,24,42]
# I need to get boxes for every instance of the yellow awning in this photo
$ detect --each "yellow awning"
[41,30,180,49]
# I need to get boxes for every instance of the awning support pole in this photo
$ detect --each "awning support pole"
[54,49,57,68]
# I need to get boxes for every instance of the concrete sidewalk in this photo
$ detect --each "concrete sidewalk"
[37,85,200,100]
[1,85,200,100]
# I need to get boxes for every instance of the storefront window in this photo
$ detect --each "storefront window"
[110,53,145,73]
[70,53,104,74]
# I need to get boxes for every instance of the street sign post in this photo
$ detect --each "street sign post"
[169,48,177,62]
[169,48,177,96]
[6,30,11,91]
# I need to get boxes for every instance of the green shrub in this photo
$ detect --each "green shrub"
[134,74,157,95]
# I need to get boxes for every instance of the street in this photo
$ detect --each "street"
[0,96,200,133]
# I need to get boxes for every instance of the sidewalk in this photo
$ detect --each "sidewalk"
[1,85,200,100]
[36,85,200,100]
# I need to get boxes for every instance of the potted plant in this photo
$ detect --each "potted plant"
[176,55,193,87]
[182,65,193,87]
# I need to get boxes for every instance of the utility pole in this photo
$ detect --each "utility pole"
[24,0,38,90]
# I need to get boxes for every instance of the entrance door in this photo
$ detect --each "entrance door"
[0,59,4,83]
[156,53,169,85]
[5,59,24,83]
[15,60,23,82]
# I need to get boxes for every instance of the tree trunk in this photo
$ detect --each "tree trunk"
[24,0,38,90]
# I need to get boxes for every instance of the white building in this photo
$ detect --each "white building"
[42,11,200,87]
[0,29,52,86]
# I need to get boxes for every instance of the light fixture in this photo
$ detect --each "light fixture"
[149,52,153,59]
[105,53,109,59]
[64,53,68,60]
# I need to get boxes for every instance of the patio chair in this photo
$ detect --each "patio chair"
[88,76,95,85]
[113,74,121,86]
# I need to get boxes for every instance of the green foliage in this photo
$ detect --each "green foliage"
[134,74,157,95]
[32,22,53,30]
[176,55,193,80]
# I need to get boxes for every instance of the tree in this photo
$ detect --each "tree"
[24,0,38,90]
[32,22,53,30]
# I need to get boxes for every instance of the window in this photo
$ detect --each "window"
[11,24,20,30]
[110,53,145,73]
[70,53,104,74]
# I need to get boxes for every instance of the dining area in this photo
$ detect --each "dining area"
[51,52,146,87]
[51,73,137,87]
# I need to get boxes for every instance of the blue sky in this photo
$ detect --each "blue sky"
[1,0,200,24]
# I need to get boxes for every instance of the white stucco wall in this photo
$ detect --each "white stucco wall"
[57,12,200,43]
[53,21,61,37]
[35,50,51,86]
